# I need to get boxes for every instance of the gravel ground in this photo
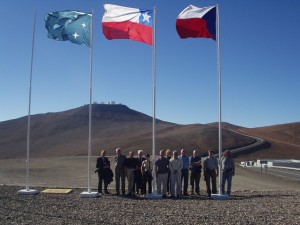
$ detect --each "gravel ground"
[1,185,299,225]
[1,157,300,224]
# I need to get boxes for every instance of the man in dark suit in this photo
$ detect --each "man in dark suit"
[190,150,202,195]
[96,150,112,194]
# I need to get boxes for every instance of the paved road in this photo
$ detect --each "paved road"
[244,166,300,182]
[229,129,265,154]
[212,130,265,159]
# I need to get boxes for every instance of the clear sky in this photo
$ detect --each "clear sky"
[0,0,299,128]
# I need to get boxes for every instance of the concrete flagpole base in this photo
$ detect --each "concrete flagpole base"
[17,189,39,195]
[211,193,230,200]
[80,191,99,198]
[144,191,162,199]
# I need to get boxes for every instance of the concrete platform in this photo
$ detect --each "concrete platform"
[80,191,99,198]
[144,191,162,199]
[17,189,39,195]
[42,188,73,194]
[211,193,230,200]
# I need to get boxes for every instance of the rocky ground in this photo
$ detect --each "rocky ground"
[1,157,300,224]
[1,185,299,225]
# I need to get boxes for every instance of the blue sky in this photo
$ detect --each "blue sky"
[0,0,299,128]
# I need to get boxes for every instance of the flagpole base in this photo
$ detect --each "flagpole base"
[17,189,39,195]
[80,191,99,198]
[211,193,230,200]
[144,191,162,199]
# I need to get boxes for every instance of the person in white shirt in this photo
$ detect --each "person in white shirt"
[169,150,183,198]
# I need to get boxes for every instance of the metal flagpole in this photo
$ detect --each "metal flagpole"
[87,10,93,194]
[217,4,222,196]
[18,10,38,195]
[211,4,229,200]
[146,6,161,199]
[152,6,157,194]
[80,9,98,198]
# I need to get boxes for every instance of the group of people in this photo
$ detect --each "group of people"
[96,148,235,198]
[203,149,235,197]
[96,148,153,196]
[155,149,201,198]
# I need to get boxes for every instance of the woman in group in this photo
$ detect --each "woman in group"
[141,153,153,195]
[166,149,172,195]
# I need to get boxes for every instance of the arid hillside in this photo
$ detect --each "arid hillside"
[234,123,300,161]
[0,104,256,159]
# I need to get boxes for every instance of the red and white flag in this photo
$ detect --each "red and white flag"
[176,5,216,40]
[102,4,153,45]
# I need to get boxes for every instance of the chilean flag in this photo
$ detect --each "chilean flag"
[176,5,216,41]
[102,4,153,45]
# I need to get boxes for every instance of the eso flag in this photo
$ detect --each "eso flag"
[102,4,153,45]
[45,10,91,47]
[176,5,216,40]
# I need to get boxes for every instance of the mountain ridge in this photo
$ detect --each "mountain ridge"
[0,104,299,160]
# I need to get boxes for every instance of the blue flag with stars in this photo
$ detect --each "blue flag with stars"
[45,10,91,47]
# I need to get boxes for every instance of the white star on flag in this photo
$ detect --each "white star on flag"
[73,32,79,39]
[81,23,86,28]
[142,12,151,23]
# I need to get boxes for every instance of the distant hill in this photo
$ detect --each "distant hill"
[236,123,300,160]
[0,104,257,159]
[243,123,300,144]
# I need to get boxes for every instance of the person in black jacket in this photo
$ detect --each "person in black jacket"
[135,150,146,194]
[189,150,202,195]
[96,150,113,194]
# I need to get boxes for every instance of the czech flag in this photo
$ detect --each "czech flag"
[176,5,216,41]
[102,4,153,45]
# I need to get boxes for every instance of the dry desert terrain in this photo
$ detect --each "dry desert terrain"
[1,156,300,224]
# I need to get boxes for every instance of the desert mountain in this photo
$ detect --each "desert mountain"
[236,123,300,160]
[0,104,257,159]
